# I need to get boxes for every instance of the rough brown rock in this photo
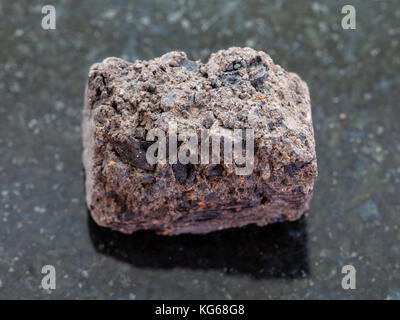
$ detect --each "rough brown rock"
[82,47,317,235]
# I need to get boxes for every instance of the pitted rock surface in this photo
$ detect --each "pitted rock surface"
[82,47,317,235]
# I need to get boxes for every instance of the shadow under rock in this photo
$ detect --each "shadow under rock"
[88,213,309,279]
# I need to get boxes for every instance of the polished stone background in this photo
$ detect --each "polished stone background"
[0,0,399,299]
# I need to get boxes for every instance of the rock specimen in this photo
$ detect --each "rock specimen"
[82,47,317,235]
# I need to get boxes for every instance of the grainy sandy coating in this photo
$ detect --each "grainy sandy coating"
[82,47,317,235]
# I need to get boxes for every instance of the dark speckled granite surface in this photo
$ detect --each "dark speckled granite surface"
[0,0,399,299]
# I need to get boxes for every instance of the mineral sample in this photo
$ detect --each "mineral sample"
[82,47,317,235]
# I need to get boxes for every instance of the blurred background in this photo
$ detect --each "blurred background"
[0,0,399,299]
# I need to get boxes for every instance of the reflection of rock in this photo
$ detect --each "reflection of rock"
[88,214,309,279]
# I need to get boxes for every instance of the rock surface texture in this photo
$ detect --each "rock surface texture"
[82,47,317,235]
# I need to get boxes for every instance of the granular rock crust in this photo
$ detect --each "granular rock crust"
[82,47,317,235]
